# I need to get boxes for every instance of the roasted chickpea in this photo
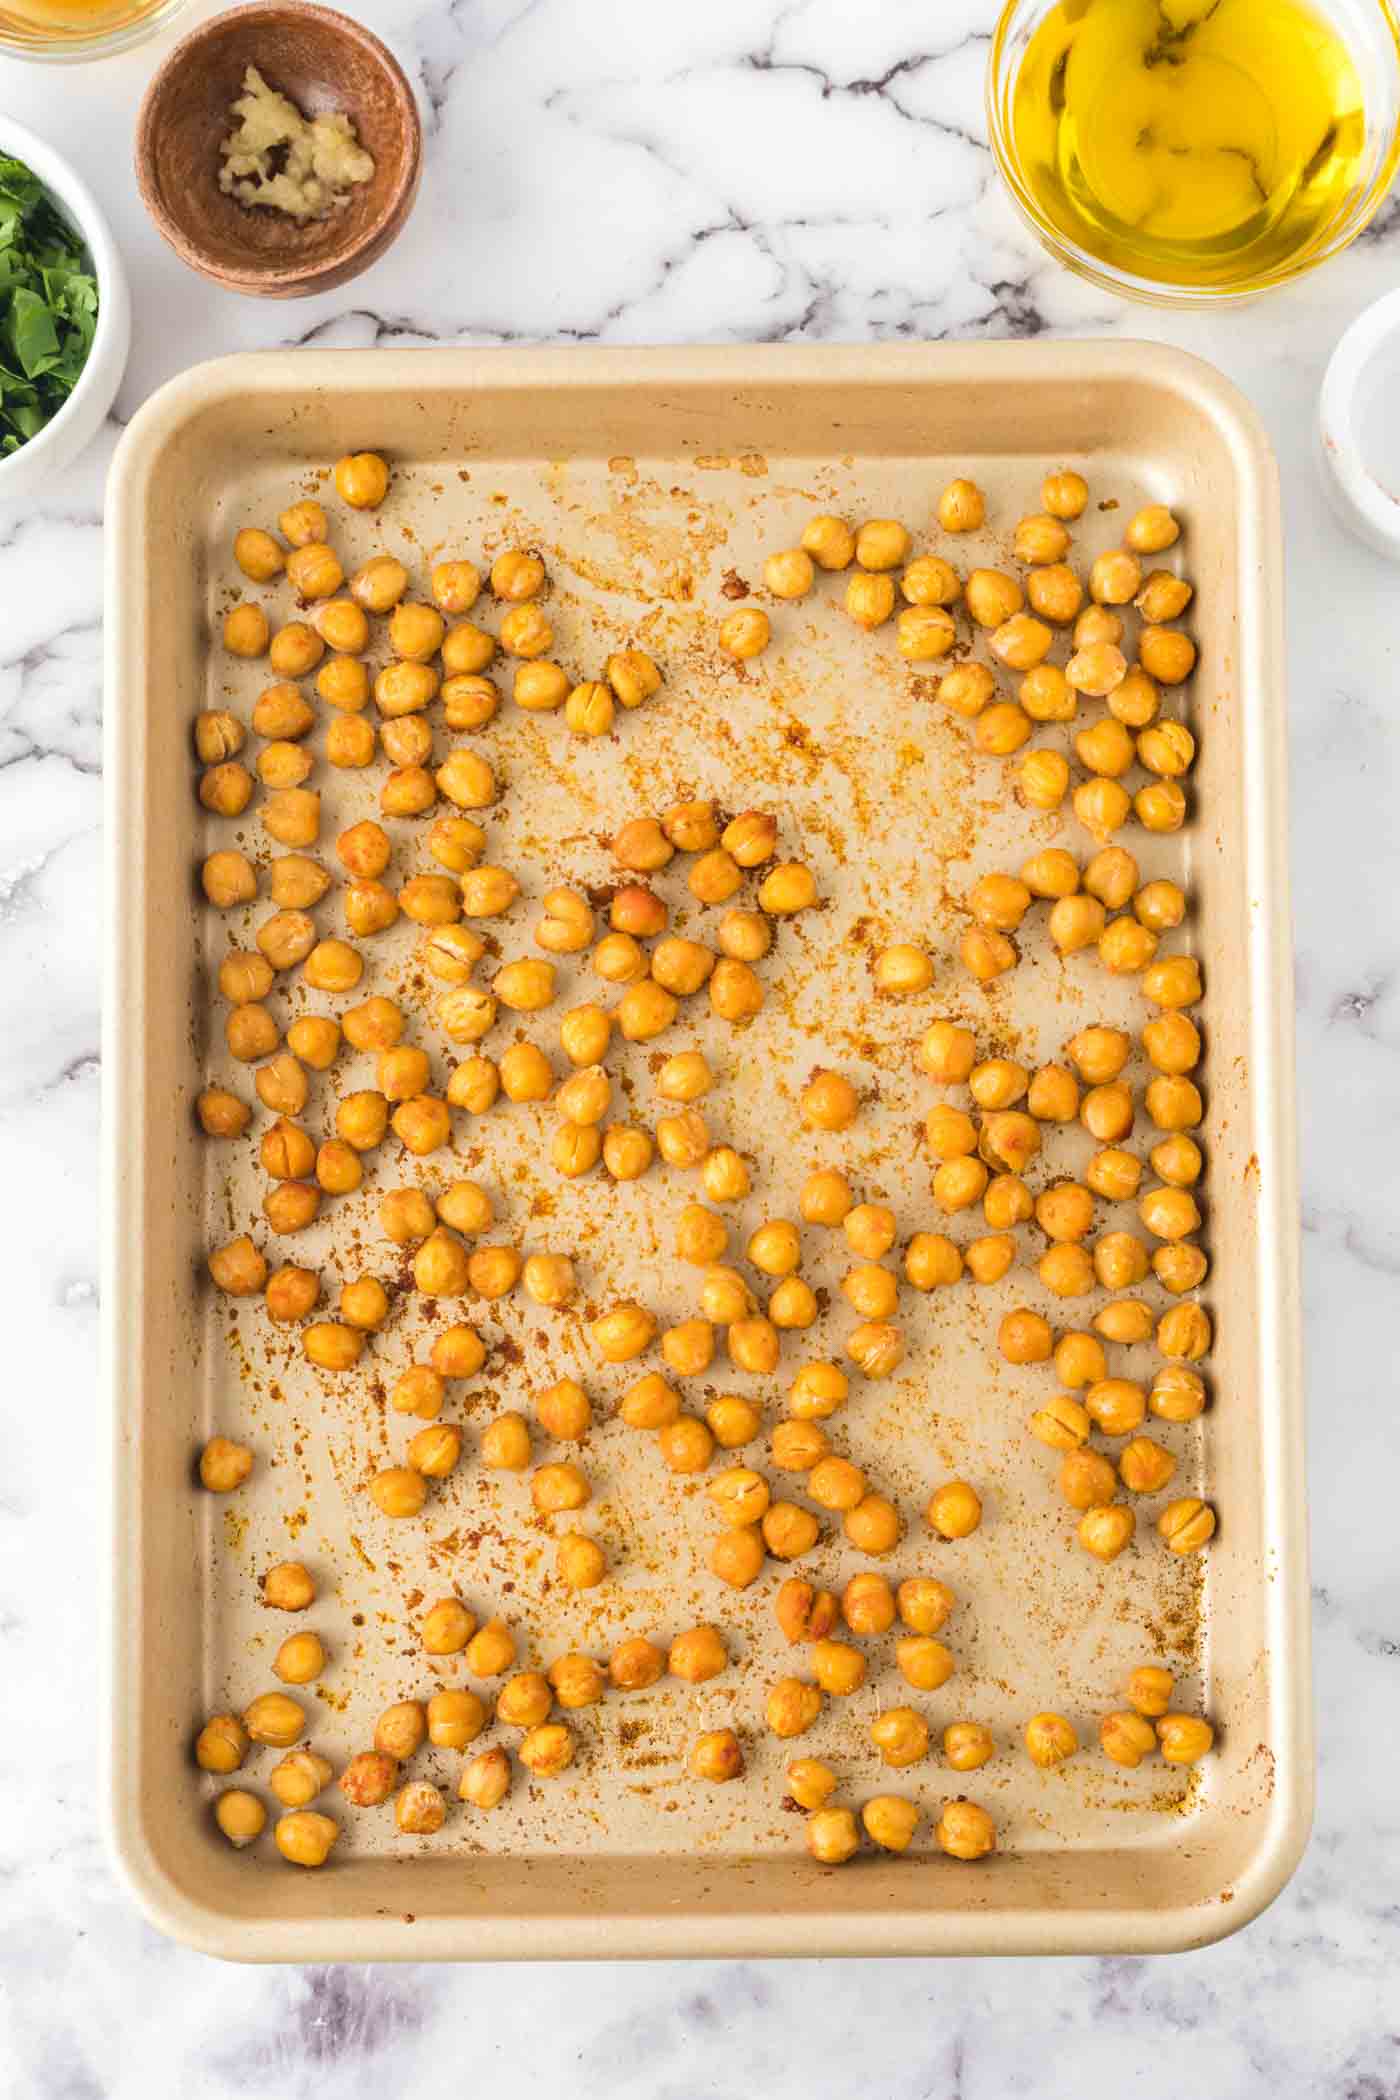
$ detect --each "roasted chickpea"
[1078,1503,1137,1561]
[465,1620,517,1677]
[1135,779,1187,834]
[198,760,255,819]
[195,1713,250,1775]
[390,1364,447,1422]
[334,450,389,509]
[926,1144,983,1209]
[1119,1435,1178,1496]
[939,663,995,719]
[800,1069,859,1132]
[1058,1448,1117,1513]
[242,1690,305,1748]
[367,1469,428,1520]
[421,1597,476,1656]
[719,604,772,660]
[845,570,896,628]
[446,1056,499,1115]
[789,1361,849,1420]
[707,1393,763,1449]
[1139,626,1197,684]
[1095,1298,1154,1345]
[841,1489,901,1553]
[413,1227,472,1297]
[269,1750,334,1809]
[407,1425,462,1479]
[1158,1496,1217,1554]
[518,1723,576,1779]
[427,1689,488,1752]
[275,1810,339,1867]
[807,1456,867,1516]
[1136,569,1194,623]
[262,1168,320,1230]
[1084,1149,1142,1204]
[990,612,1054,673]
[999,1307,1053,1364]
[869,1707,929,1771]
[1157,1713,1216,1765]
[481,1411,532,1470]
[1100,1710,1158,1769]
[898,604,958,662]
[904,1232,963,1290]
[197,1432,254,1494]
[974,702,1033,756]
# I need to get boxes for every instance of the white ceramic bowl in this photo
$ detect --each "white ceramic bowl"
[1319,287,1400,564]
[0,116,131,506]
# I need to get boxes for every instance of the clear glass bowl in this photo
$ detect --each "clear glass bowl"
[987,0,1400,304]
[0,0,189,63]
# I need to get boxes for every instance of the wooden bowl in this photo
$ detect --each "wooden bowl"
[135,1,420,298]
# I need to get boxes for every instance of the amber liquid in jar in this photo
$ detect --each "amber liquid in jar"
[0,0,178,51]
[1009,0,1370,290]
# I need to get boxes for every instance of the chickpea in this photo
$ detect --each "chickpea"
[275,1810,338,1868]
[839,1262,896,1321]
[841,1490,901,1554]
[979,1114,1040,1178]
[807,1456,867,1515]
[999,1307,1053,1364]
[925,1479,982,1542]
[421,1595,476,1663]
[756,1497,817,1559]
[1139,626,1197,684]
[1095,1299,1154,1346]
[939,663,995,719]
[1099,1710,1159,1770]
[241,1690,305,1749]
[1136,569,1194,623]
[1120,1436,1178,1497]
[1079,1079,1134,1143]
[1134,779,1186,835]
[707,1394,763,1448]
[897,555,957,610]
[959,925,1017,983]
[936,1159,990,1209]
[368,1466,429,1519]
[379,763,436,817]
[898,605,957,662]
[393,1779,447,1837]
[271,1628,325,1685]
[870,1707,929,1770]
[195,1713,250,1775]
[327,714,377,769]
[789,1361,849,1420]
[799,1070,858,1132]
[938,476,986,533]
[765,1675,822,1740]
[1018,670,1075,734]
[1082,1151,1139,1207]
[1028,563,1084,628]
[465,1620,517,1678]
[755,861,816,919]
[983,1174,1032,1231]
[552,1123,601,1178]
[853,1795,917,1856]
[198,1434,254,1492]
[423,1689,487,1754]
[834,1571,892,1637]
[198,760,254,819]
[656,1108,709,1169]
[1158,1496,1217,1555]
[973,702,1034,757]
[709,1524,765,1590]
[218,953,273,1008]
[269,1750,334,1809]
[1157,1713,1216,1767]
[268,621,325,680]
[478,1409,532,1471]
[617,1369,675,1436]
[1057,1448,1116,1513]
[843,1319,904,1382]
[197,1087,252,1141]
[389,1365,445,1423]
[990,613,1054,673]
[1037,1242,1092,1298]
[409,1226,468,1298]
[220,600,270,661]
[330,450,388,509]
[1078,1503,1136,1561]
[845,571,896,628]
[257,1068,311,1126]
[201,847,257,911]
[905,1232,963,1290]
[719,604,772,660]
[774,1578,839,1644]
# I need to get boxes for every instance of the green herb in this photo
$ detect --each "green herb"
[0,154,99,458]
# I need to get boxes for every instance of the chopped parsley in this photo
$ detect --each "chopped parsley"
[0,154,99,458]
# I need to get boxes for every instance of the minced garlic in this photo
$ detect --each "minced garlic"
[218,66,375,222]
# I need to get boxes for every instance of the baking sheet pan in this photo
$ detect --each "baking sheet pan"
[103,342,1310,1958]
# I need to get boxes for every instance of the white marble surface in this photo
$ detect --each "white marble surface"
[1,0,1398,2091]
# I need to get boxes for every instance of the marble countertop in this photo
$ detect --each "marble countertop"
[2,1,1398,2091]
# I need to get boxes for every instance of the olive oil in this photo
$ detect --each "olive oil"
[1008,0,1372,290]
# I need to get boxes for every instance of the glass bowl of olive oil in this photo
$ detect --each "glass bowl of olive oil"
[988,0,1400,302]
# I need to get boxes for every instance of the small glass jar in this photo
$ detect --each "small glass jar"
[988,0,1400,304]
[0,0,189,62]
